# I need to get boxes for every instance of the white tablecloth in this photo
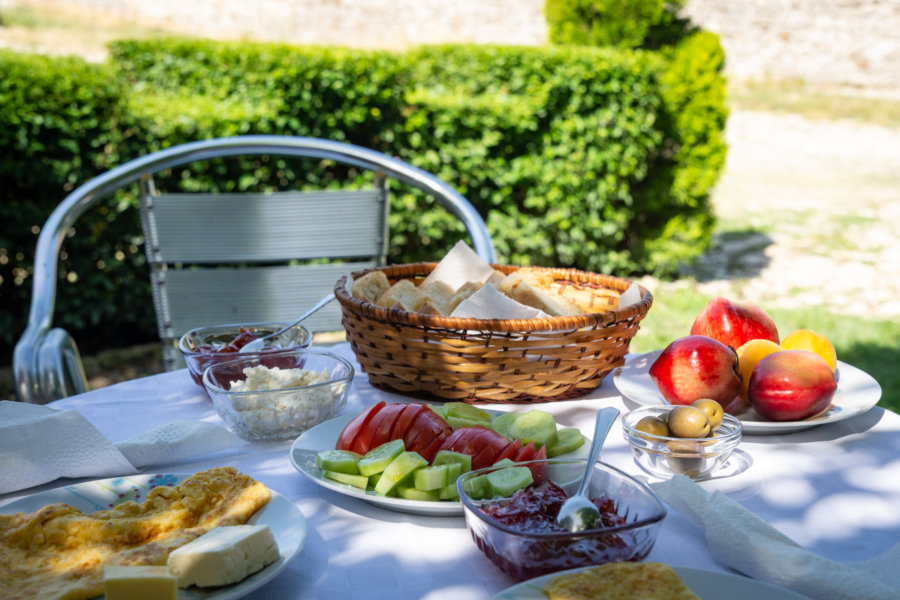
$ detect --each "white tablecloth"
[3,343,899,600]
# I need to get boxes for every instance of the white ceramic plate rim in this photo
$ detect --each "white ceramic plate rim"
[1,473,307,600]
[614,350,882,434]
[490,564,809,600]
[289,405,590,516]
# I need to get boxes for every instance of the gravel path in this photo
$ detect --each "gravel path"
[645,109,900,319]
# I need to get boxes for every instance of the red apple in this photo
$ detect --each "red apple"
[690,297,779,350]
[748,350,837,421]
[649,335,742,409]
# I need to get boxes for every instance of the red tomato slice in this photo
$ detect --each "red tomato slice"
[367,403,407,451]
[470,429,515,470]
[406,407,452,455]
[337,401,385,451]
[436,427,469,454]
[514,441,537,463]
[391,403,426,443]
[472,443,501,471]
[493,438,523,464]
[419,428,451,463]
[529,444,548,484]
[351,402,401,455]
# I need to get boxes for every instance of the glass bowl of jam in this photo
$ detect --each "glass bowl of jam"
[457,458,666,581]
[179,321,312,389]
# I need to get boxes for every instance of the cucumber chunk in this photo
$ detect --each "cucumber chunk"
[432,450,472,473]
[461,473,491,500]
[446,402,491,423]
[316,449,363,474]
[508,410,558,448]
[545,427,586,457]
[358,439,405,477]
[446,415,488,430]
[439,482,459,500]
[486,466,533,498]
[489,411,520,440]
[445,461,463,483]
[323,470,369,489]
[414,464,449,491]
[374,451,428,496]
[398,485,440,501]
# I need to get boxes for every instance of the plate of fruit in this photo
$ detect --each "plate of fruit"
[615,297,882,434]
[288,402,590,515]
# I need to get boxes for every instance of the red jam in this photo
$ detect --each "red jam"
[470,481,653,581]
[481,481,625,534]
[192,328,261,354]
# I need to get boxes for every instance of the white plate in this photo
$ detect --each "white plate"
[491,564,809,599]
[1,473,307,600]
[289,405,590,516]
[614,350,882,434]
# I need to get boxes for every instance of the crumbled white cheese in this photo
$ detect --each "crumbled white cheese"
[225,365,343,437]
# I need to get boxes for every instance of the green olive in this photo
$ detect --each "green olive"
[691,399,725,430]
[634,416,670,439]
[666,440,704,477]
[667,405,712,439]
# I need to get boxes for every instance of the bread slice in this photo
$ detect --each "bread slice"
[376,279,419,310]
[351,271,390,303]
[498,271,583,317]
[544,562,700,600]
[411,281,456,316]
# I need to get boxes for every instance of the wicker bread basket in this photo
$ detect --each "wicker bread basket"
[335,263,653,404]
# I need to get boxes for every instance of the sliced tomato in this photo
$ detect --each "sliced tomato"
[337,401,385,451]
[368,403,407,451]
[514,441,537,463]
[419,428,451,463]
[493,438,523,464]
[529,444,548,484]
[406,408,450,455]
[436,427,470,454]
[350,402,402,455]
[472,443,501,471]
[390,403,426,443]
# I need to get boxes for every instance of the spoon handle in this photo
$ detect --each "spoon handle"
[576,407,620,498]
[254,292,336,346]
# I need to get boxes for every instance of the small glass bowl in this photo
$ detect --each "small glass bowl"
[179,321,312,388]
[622,406,743,481]
[457,458,667,581]
[202,349,353,441]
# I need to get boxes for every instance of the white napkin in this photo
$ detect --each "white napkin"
[421,240,497,291]
[651,475,900,600]
[0,401,244,495]
[450,283,550,319]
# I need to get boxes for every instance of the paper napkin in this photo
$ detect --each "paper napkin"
[651,475,900,600]
[0,400,244,495]
[421,240,497,291]
[450,283,550,319]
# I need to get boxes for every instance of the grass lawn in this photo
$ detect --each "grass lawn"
[630,285,900,414]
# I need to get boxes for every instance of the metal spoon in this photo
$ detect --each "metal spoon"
[556,406,620,532]
[239,292,336,353]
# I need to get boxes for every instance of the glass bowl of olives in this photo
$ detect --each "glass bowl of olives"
[622,402,742,481]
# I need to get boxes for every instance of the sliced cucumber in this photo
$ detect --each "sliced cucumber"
[461,473,491,500]
[432,450,472,473]
[545,427,586,457]
[489,411,520,440]
[445,402,491,423]
[445,461,463,483]
[439,482,459,500]
[414,464,449,491]
[397,484,440,501]
[316,449,363,474]
[446,415,488,430]
[374,451,428,496]
[486,466,533,498]
[358,439,405,477]
[508,410,558,448]
[323,470,369,489]
[367,472,382,490]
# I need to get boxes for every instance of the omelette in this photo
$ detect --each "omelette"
[0,466,271,600]
[544,562,701,600]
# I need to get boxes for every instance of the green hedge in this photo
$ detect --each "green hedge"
[0,35,726,360]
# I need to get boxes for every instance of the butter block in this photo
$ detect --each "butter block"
[167,524,280,588]
[103,565,177,600]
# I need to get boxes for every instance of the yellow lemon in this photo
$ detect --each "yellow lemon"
[780,329,838,371]
[736,338,782,401]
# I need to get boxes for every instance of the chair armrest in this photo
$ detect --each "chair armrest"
[14,327,89,404]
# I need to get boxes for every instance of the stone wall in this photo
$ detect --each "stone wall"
[8,0,900,94]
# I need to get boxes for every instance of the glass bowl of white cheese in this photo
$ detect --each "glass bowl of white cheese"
[202,349,354,440]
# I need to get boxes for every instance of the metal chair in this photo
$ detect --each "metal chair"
[14,135,496,404]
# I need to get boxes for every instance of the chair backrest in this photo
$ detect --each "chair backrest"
[14,135,496,404]
[139,177,389,370]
